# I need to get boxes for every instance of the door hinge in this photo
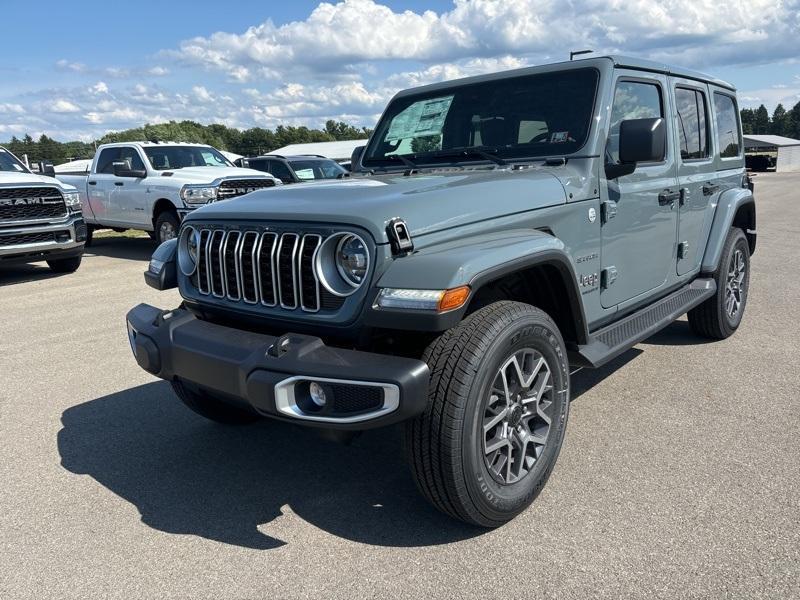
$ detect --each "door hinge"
[601,201,617,223]
[601,266,618,289]
[678,241,690,259]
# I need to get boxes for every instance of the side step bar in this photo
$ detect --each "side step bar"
[571,279,716,368]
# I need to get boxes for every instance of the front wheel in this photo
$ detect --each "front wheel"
[688,227,750,339]
[154,210,180,244]
[47,255,82,273]
[406,301,570,527]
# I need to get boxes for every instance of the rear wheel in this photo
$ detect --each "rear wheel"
[688,227,750,339]
[406,301,570,527]
[154,210,180,244]
[171,380,261,425]
[47,255,82,273]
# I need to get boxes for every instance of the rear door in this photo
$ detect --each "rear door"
[600,73,679,308]
[671,79,716,276]
[88,147,119,223]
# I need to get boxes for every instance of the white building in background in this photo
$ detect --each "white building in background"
[743,135,800,172]
[268,139,369,162]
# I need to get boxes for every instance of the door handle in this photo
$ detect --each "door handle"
[115,182,124,187]
[702,183,719,196]
[88,181,97,186]
[658,189,681,206]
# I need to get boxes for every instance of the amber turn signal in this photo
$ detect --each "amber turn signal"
[438,286,471,312]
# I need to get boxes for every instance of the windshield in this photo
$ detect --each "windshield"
[0,147,29,173]
[143,146,233,170]
[289,159,347,180]
[364,68,599,168]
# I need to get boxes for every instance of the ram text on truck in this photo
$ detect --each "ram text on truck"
[56,142,280,244]
[0,146,86,273]
[126,56,756,526]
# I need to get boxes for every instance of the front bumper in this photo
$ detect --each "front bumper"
[125,304,430,430]
[0,216,86,263]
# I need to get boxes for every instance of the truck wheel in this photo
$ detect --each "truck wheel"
[171,379,261,425]
[406,301,570,527]
[46,255,82,273]
[84,226,94,247]
[154,211,180,244]
[688,227,750,339]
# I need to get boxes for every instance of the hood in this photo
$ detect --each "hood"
[0,171,76,190]
[158,166,275,184]
[188,167,567,243]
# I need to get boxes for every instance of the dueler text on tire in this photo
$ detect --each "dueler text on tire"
[688,227,750,339]
[406,301,570,527]
[171,379,262,425]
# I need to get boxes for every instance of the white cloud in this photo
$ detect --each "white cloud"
[0,103,25,114]
[90,81,109,94]
[49,99,81,113]
[192,86,214,102]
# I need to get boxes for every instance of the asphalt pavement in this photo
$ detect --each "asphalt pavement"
[1,172,798,599]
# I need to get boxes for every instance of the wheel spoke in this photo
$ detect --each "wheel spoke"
[483,407,508,433]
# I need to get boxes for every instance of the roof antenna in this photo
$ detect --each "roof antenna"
[570,49,593,61]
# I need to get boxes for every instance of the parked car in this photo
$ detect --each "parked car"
[0,146,86,273]
[56,142,280,244]
[127,56,755,526]
[243,154,348,183]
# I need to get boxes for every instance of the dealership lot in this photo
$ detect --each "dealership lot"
[1,173,798,599]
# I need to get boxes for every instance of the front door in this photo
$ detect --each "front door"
[109,146,150,226]
[671,79,717,276]
[600,74,679,308]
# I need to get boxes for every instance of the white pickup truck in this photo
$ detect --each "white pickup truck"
[56,142,279,244]
[1,146,86,273]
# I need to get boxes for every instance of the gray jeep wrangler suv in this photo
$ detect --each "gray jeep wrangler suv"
[127,56,755,527]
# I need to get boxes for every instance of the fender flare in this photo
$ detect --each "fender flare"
[701,187,755,274]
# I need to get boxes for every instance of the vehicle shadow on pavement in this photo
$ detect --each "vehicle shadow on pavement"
[639,319,716,346]
[83,237,155,262]
[0,264,64,286]
[58,381,483,550]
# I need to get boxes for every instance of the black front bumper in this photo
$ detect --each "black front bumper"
[125,304,430,430]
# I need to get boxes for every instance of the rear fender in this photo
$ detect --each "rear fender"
[701,187,755,273]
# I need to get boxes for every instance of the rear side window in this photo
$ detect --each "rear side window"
[267,160,293,182]
[675,87,709,160]
[607,81,663,163]
[713,93,741,158]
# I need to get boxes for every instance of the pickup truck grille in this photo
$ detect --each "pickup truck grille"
[217,178,276,200]
[0,187,66,222]
[0,231,56,247]
[194,227,344,313]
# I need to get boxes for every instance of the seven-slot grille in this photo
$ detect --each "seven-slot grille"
[217,178,276,200]
[195,228,335,313]
[0,187,66,222]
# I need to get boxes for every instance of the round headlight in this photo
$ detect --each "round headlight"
[178,226,199,276]
[336,234,368,287]
[315,232,370,297]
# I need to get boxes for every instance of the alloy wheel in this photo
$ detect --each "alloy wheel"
[725,248,746,319]
[482,348,554,485]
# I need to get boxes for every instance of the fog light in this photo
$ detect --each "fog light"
[309,381,327,407]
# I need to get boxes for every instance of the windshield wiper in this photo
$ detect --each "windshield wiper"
[424,146,507,166]
[381,154,418,169]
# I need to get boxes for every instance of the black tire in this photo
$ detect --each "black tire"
[46,255,82,273]
[84,226,94,247]
[406,301,570,527]
[154,210,180,244]
[171,379,262,425]
[688,227,750,339]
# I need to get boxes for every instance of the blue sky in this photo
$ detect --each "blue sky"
[1,0,799,141]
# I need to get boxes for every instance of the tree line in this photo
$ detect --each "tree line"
[2,119,372,165]
[4,102,800,166]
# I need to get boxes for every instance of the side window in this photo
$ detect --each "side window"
[96,148,121,174]
[675,88,709,160]
[608,81,663,163]
[714,93,742,158]
[268,160,293,182]
[119,147,145,171]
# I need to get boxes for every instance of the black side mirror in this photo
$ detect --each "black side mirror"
[40,162,56,177]
[350,145,365,171]
[113,161,147,179]
[606,117,666,179]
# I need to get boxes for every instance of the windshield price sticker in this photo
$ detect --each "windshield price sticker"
[386,95,454,141]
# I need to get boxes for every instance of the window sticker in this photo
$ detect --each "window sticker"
[386,95,454,142]
[550,131,570,143]
[294,168,315,180]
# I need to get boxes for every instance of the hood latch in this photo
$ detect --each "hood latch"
[387,218,414,255]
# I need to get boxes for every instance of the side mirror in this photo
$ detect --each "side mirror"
[40,162,56,177]
[350,145,365,171]
[606,117,666,179]
[113,161,147,179]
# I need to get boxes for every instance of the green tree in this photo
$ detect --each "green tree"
[740,108,755,134]
[754,104,770,134]
[786,101,800,140]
